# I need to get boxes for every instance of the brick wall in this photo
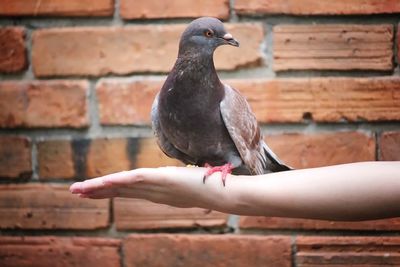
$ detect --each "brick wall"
[0,1,399,266]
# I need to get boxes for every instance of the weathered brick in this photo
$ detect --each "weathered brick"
[380,131,400,161]
[133,138,183,168]
[96,78,162,125]
[230,77,400,123]
[273,24,393,71]
[32,24,263,77]
[0,184,109,229]
[240,217,400,231]
[266,132,375,169]
[37,140,75,180]
[0,136,31,179]
[296,236,400,266]
[398,24,400,65]
[0,0,114,17]
[98,76,400,125]
[123,234,291,267]
[120,0,229,20]
[55,137,181,179]
[0,236,120,267]
[86,138,131,177]
[114,198,227,230]
[0,27,27,73]
[235,0,400,15]
[0,80,89,128]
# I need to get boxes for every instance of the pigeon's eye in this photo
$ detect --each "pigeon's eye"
[204,30,214,38]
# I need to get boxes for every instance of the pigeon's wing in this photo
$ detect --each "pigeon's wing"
[151,93,196,165]
[220,84,290,174]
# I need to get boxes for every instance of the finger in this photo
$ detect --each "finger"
[101,169,155,186]
[70,176,109,194]
[78,188,118,199]
[80,187,154,199]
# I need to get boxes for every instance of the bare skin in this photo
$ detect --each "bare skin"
[70,161,400,221]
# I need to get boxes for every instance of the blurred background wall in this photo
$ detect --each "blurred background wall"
[0,0,399,266]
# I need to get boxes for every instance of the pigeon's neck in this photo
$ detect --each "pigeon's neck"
[172,53,223,96]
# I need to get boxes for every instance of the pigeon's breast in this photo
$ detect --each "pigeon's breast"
[159,94,237,163]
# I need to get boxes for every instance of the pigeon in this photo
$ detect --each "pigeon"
[151,17,291,186]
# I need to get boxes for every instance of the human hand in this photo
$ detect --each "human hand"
[69,166,233,210]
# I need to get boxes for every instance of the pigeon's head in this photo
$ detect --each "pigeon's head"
[178,17,239,57]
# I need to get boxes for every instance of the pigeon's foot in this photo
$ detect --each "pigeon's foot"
[203,163,234,186]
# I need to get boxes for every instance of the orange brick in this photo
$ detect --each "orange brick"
[380,131,400,161]
[120,0,229,20]
[273,24,393,71]
[37,140,75,180]
[97,77,400,125]
[0,0,114,16]
[114,198,227,230]
[266,132,375,169]
[133,138,184,168]
[229,77,400,123]
[123,234,291,267]
[0,80,89,128]
[0,136,31,179]
[32,24,263,77]
[86,138,131,177]
[0,27,27,73]
[96,78,162,125]
[0,236,120,267]
[296,236,400,265]
[235,0,400,15]
[398,24,400,65]
[0,184,109,229]
[240,217,400,231]
[85,137,183,177]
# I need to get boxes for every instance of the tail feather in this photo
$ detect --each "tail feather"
[262,142,292,173]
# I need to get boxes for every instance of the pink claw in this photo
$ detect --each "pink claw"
[203,163,234,186]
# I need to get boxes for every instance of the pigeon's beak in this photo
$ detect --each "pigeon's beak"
[222,33,240,47]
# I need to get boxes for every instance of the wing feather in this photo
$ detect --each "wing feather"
[220,84,266,175]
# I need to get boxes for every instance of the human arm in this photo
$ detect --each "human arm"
[70,161,400,221]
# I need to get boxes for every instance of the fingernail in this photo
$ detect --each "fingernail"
[69,183,81,193]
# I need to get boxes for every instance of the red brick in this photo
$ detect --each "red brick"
[123,234,291,267]
[99,76,400,126]
[37,140,75,180]
[0,236,120,267]
[0,184,109,229]
[296,236,400,266]
[266,132,375,169]
[235,0,400,15]
[380,131,400,161]
[86,138,131,177]
[0,27,27,73]
[229,77,400,123]
[32,24,263,77]
[240,217,400,231]
[120,0,229,20]
[0,80,89,128]
[0,0,114,16]
[133,138,183,168]
[273,24,393,71]
[86,137,183,177]
[0,136,31,178]
[398,24,400,66]
[96,78,162,125]
[114,198,227,230]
